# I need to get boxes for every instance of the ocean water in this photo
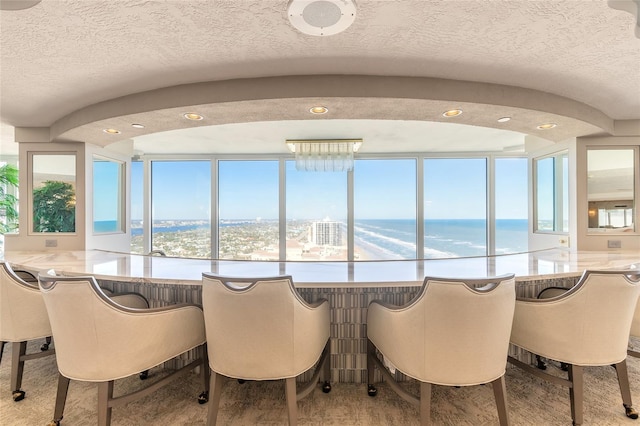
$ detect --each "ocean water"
[125,219,528,259]
[355,219,528,259]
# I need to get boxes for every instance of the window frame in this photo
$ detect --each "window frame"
[134,152,528,260]
[92,155,126,235]
[533,150,569,234]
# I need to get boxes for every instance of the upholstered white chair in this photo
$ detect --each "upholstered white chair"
[201,274,331,426]
[0,262,155,403]
[366,274,516,426]
[11,268,55,352]
[628,285,640,358]
[509,270,640,425]
[531,286,572,371]
[0,262,55,402]
[38,274,209,426]
[627,269,640,358]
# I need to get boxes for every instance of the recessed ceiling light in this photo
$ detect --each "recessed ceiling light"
[537,123,557,130]
[497,117,511,123]
[131,123,145,129]
[309,106,328,114]
[183,112,204,121]
[442,109,462,118]
[103,128,121,135]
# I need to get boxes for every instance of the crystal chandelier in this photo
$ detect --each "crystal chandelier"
[286,139,363,172]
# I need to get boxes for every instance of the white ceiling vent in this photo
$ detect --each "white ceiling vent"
[288,0,357,36]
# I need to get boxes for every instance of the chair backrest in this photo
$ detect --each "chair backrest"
[38,274,155,381]
[0,262,51,342]
[632,297,640,338]
[625,270,640,338]
[368,275,515,385]
[515,270,640,365]
[202,274,329,380]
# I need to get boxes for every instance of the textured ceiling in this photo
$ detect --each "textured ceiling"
[1,0,639,156]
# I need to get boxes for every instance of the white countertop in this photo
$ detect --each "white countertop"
[2,249,639,288]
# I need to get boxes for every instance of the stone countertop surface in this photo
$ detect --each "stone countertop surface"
[2,248,639,288]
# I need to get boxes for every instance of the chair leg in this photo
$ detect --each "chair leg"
[614,360,639,419]
[206,371,224,426]
[322,341,331,392]
[419,381,432,426]
[535,354,547,370]
[367,339,378,396]
[52,374,70,425]
[285,377,298,426]
[568,364,584,426]
[199,344,211,404]
[491,375,510,426]
[41,336,52,351]
[10,341,27,401]
[97,381,114,426]
[0,341,5,365]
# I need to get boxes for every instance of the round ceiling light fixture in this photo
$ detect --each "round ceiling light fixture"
[288,0,357,36]
[103,128,121,135]
[497,117,511,123]
[537,123,557,130]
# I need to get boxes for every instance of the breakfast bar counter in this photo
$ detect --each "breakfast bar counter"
[3,248,639,287]
[3,248,639,383]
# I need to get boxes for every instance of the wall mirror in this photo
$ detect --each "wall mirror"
[31,153,76,233]
[93,156,125,234]
[587,148,635,233]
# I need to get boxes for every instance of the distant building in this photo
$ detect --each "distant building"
[310,221,343,246]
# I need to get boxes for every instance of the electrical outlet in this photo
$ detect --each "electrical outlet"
[607,240,622,249]
[45,239,58,247]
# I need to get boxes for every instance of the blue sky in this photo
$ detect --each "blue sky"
[127,158,528,221]
[93,160,121,221]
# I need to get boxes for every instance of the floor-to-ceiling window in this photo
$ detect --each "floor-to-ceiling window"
[130,160,144,254]
[93,156,125,234]
[354,159,417,260]
[132,154,528,260]
[495,157,529,254]
[218,160,279,260]
[534,151,569,233]
[286,160,347,260]
[424,158,487,258]
[150,160,211,257]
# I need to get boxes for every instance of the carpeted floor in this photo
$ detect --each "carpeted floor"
[2,341,640,425]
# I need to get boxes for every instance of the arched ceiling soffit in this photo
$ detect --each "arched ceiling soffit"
[49,75,609,147]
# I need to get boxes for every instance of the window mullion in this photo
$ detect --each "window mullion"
[279,158,286,262]
[416,157,424,259]
[347,169,354,261]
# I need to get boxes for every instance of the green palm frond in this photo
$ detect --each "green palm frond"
[0,164,19,233]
